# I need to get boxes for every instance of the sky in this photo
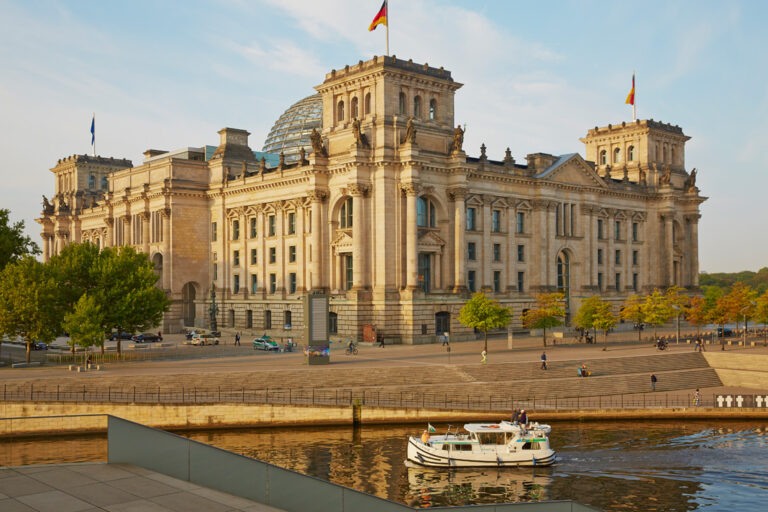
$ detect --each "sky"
[0,0,766,273]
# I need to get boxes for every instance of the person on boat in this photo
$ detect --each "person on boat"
[511,409,521,424]
[519,410,528,434]
[421,430,431,445]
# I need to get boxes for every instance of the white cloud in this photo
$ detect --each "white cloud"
[232,39,326,78]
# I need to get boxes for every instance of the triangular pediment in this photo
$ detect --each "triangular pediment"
[418,230,446,253]
[536,154,607,188]
[515,200,532,211]
[466,194,484,207]
[490,197,510,208]
[331,230,353,252]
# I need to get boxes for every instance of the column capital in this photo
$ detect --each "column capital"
[347,183,370,197]
[447,187,468,201]
[160,208,171,219]
[307,189,328,203]
[398,182,422,197]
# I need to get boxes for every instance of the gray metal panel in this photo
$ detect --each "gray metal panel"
[341,488,411,512]
[267,465,343,512]
[107,416,190,481]
[189,440,267,503]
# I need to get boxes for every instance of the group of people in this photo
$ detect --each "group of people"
[577,364,591,377]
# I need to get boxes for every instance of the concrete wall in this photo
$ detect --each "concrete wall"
[703,353,768,388]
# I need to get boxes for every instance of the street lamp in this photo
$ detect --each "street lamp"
[672,305,680,345]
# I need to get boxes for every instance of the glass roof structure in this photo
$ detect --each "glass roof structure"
[262,93,323,162]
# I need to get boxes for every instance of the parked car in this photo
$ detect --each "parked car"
[31,341,48,350]
[717,327,733,337]
[109,332,133,341]
[191,334,219,346]
[131,333,161,343]
[253,336,279,351]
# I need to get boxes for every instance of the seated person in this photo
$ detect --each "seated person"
[580,364,591,377]
[421,430,430,445]
[577,367,582,377]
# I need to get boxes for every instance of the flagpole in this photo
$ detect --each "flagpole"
[385,0,389,56]
[632,72,636,122]
[92,113,96,157]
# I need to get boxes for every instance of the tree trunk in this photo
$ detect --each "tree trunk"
[720,323,725,351]
[653,324,658,341]
[25,339,31,364]
[604,329,609,350]
[638,324,642,343]
[484,330,488,353]
[542,327,547,348]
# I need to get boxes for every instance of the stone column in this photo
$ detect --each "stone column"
[161,209,171,290]
[665,215,674,287]
[105,218,114,248]
[450,188,467,291]
[141,212,150,254]
[275,204,284,295]
[689,214,700,287]
[434,252,442,290]
[124,216,132,246]
[349,184,368,290]
[402,183,421,290]
[481,197,491,290]
[296,204,306,292]
[308,190,326,291]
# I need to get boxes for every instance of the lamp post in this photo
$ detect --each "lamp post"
[672,305,680,345]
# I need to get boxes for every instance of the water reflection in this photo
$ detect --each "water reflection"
[2,421,767,511]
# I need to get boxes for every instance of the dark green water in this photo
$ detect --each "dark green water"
[2,420,768,511]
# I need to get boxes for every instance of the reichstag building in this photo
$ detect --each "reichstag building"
[37,56,705,342]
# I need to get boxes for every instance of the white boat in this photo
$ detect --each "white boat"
[406,421,556,468]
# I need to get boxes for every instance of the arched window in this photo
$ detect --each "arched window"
[628,146,635,161]
[600,150,607,165]
[429,99,437,120]
[613,147,621,163]
[670,147,675,164]
[340,197,353,228]
[351,97,359,119]
[663,145,668,163]
[101,176,108,189]
[399,92,406,115]
[416,197,437,228]
[364,92,371,115]
[557,251,570,297]
[413,95,422,118]
[337,100,345,122]
[89,174,95,189]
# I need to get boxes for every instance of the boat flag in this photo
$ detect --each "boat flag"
[369,1,389,56]
[90,113,96,156]
[625,73,636,121]
[428,423,436,433]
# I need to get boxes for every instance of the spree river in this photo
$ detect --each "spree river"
[3,421,768,511]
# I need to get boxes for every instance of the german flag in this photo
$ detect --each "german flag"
[625,73,635,105]
[369,1,387,31]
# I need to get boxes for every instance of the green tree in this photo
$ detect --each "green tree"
[574,296,616,350]
[643,289,674,340]
[725,282,758,335]
[62,294,105,358]
[619,294,646,342]
[754,290,768,345]
[459,292,512,353]
[521,293,566,347]
[685,295,709,338]
[0,209,40,271]
[48,242,101,323]
[707,289,734,351]
[0,257,58,363]
[665,286,688,343]
[91,246,170,354]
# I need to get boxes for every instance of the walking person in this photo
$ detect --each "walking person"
[693,388,702,407]
[481,350,487,363]
[540,351,547,370]
[441,332,450,347]
[234,332,241,346]
[650,373,657,391]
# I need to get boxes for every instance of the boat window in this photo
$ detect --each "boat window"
[455,443,473,451]
[522,441,541,450]
[477,433,506,445]
[441,444,449,451]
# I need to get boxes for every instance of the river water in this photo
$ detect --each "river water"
[3,420,767,511]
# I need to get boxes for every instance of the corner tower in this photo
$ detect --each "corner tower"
[314,56,463,158]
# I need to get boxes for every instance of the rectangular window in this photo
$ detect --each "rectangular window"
[468,270,476,292]
[615,273,621,292]
[598,272,603,291]
[466,208,476,231]
[633,250,639,266]
[615,250,621,265]
[289,272,297,294]
[251,274,257,293]
[615,220,621,240]
[265,310,272,329]
[597,219,604,240]
[212,222,217,242]
[284,310,292,327]
[516,212,524,234]
[233,250,240,266]
[632,222,638,242]
[517,245,524,263]
[345,254,353,290]
[597,248,603,265]
[233,274,240,294]
[517,271,524,293]
[289,245,296,262]
[493,271,501,293]
[251,248,257,265]
[493,243,501,262]
[288,212,296,234]
[268,215,276,236]
[213,263,218,281]
[250,218,257,238]
[232,220,240,240]
[269,247,276,264]
[555,204,561,235]
[329,312,338,334]
[570,204,575,236]
[492,210,501,232]
[269,273,276,294]
[467,242,476,260]
[633,273,639,292]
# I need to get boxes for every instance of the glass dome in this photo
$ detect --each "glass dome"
[262,93,323,162]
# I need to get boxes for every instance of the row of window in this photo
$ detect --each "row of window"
[88,174,109,190]
[336,94,372,122]
[467,243,526,263]
[597,249,640,266]
[597,219,641,242]
[221,271,300,295]
[466,208,525,234]
[597,272,640,292]
[467,270,525,294]
[213,212,301,242]
[599,143,678,165]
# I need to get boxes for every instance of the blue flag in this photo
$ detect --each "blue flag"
[90,115,95,145]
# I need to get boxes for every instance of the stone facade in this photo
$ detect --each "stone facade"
[37,55,706,342]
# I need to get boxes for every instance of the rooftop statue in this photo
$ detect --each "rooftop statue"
[684,168,697,192]
[659,166,672,185]
[352,118,370,148]
[403,117,416,144]
[310,128,327,157]
[452,124,464,152]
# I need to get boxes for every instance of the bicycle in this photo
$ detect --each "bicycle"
[345,343,358,356]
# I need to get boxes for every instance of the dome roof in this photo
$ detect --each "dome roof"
[262,93,323,162]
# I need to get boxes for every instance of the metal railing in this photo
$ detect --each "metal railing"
[0,383,756,410]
